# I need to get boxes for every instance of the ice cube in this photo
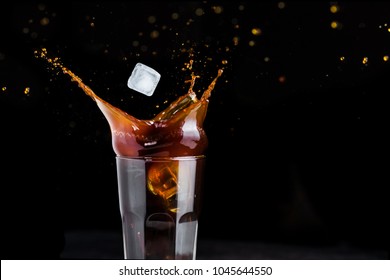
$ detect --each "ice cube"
[127,63,161,96]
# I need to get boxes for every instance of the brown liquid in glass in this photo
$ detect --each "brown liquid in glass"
[37,49,222,258]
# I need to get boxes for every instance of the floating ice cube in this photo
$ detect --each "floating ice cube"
[127,63,161,96]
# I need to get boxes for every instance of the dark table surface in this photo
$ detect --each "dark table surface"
[60,230,388,260]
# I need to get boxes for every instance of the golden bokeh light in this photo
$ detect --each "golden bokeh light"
[251,28,262,36]
[330,5,340,13]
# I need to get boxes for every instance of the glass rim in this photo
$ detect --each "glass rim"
[116,155,206,161]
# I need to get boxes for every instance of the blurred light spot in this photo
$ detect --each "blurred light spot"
[195,8,204,16]
[233,36,239,46]
[186,19,194,26]
[238,5,245,11]
[24,87,30,94]
[147,16,156,24]
[140,45,148,52]
[150,30,159,39]
[22,27,29,34]
[383,55,389,62]
[331,21,342,29]
[278,75,286,83]
[212,6,223,14]
[251,27,262,36]
[278,2,286,9]
[171,13,179,20]
[2,87,6,92]
[132,40,139,47]
[37,3,46,11]
[362,57,368,64]
[90,22,95,27]
[340,56,345,61]
[249,40,255,47]
[40,17,50,26]
[222,60,228,65]
[358,22,367,29]
[330,4,339,13]
[264,56,270,62]
[69,121,76,128]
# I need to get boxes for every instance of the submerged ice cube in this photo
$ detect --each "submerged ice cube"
[127,63,161,96]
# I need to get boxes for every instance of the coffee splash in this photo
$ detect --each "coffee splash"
[35,48,222,157]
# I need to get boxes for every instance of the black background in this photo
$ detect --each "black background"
[1,1,389,259]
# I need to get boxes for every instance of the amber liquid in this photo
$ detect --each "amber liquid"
[36,49,222,258]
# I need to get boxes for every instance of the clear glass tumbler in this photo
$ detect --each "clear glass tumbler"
[116,156,205,259]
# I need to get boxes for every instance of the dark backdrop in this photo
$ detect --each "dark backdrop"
[1,1,389,259]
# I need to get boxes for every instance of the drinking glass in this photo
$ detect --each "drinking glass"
[116,155,205,259]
